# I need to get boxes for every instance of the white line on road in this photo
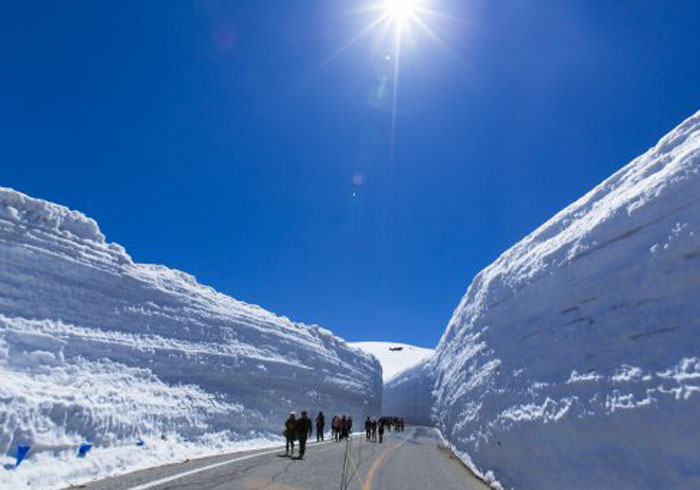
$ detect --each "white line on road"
[124,435,360,490]
[123,445,285,490]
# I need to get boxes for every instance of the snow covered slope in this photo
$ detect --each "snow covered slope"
[0,188,381,488]
[349,342,434,382]
[389,110,700,490]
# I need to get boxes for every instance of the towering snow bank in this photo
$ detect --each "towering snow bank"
[383,359,433,424]
[0,188,381,486]
[349,342,434,382]
[402,110,700,490]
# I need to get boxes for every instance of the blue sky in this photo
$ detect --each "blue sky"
[1,1,699,347]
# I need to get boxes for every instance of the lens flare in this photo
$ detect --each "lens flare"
[317,0,457,158]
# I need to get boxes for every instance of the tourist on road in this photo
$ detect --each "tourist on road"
[334,415,342,441]
[365,417,371,440]
[340,415,348,440]
[316,411,325,442]
[284,412,297,456]
[297,411,312,459]
[378,420,385,443]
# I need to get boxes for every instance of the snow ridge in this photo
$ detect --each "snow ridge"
[0,188,381,488]
[387,109,700,490]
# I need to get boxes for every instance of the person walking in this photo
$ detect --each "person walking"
[284,412,297,456]
[316,411,325,442]
[334,415,342,441]
[296,411,312,459]
[365,417,371,440]
[378,419,385,443]
[340,415,348,440]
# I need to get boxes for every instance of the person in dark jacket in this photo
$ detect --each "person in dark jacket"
[378,420,385,443]
[316,411,325,442]
[297,411,312,458]
[365,417,371,440]
[340,415,348,440]
[284,412,297,456]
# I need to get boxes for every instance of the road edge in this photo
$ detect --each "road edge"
[432,428,504,490]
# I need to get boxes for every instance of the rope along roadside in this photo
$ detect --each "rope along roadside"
[340,433,407,490]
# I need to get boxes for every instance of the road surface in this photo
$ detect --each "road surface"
[72,426,493,490]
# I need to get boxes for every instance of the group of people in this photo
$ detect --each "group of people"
[283,411,404,458]
[283,411,314,458]
[283,410,334,458]
[381,416,405,432]
[330,415,353,441]
[363,416,404,443]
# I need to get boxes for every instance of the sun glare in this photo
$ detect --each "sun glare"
[383,0,420,22]
[318,0,452,158]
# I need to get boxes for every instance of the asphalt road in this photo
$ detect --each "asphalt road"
[73,426,493,490]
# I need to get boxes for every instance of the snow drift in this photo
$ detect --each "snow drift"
[0,188,381,487]
[388,110,700,490]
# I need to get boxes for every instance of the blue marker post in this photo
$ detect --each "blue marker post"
[15,445,31,467]
[77,442,92,458]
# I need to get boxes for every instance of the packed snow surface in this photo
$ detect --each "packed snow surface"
[349,342,434,382]
[387,109,700,490]
[0,188,382,489]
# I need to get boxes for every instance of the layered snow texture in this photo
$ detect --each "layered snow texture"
[383,359,433,425]
[388,110,700,490]
[348,342,434,382]
[0,188,382,487]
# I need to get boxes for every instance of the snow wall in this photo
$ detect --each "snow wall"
[387,109,700,490]
[0,188,382,457]
[382,359,432,425]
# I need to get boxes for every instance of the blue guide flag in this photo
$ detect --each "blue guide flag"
[77,443,92,458]
[15,445,31,467]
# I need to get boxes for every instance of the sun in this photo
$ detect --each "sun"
[383,0,421,22]
[317,0,448,156]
